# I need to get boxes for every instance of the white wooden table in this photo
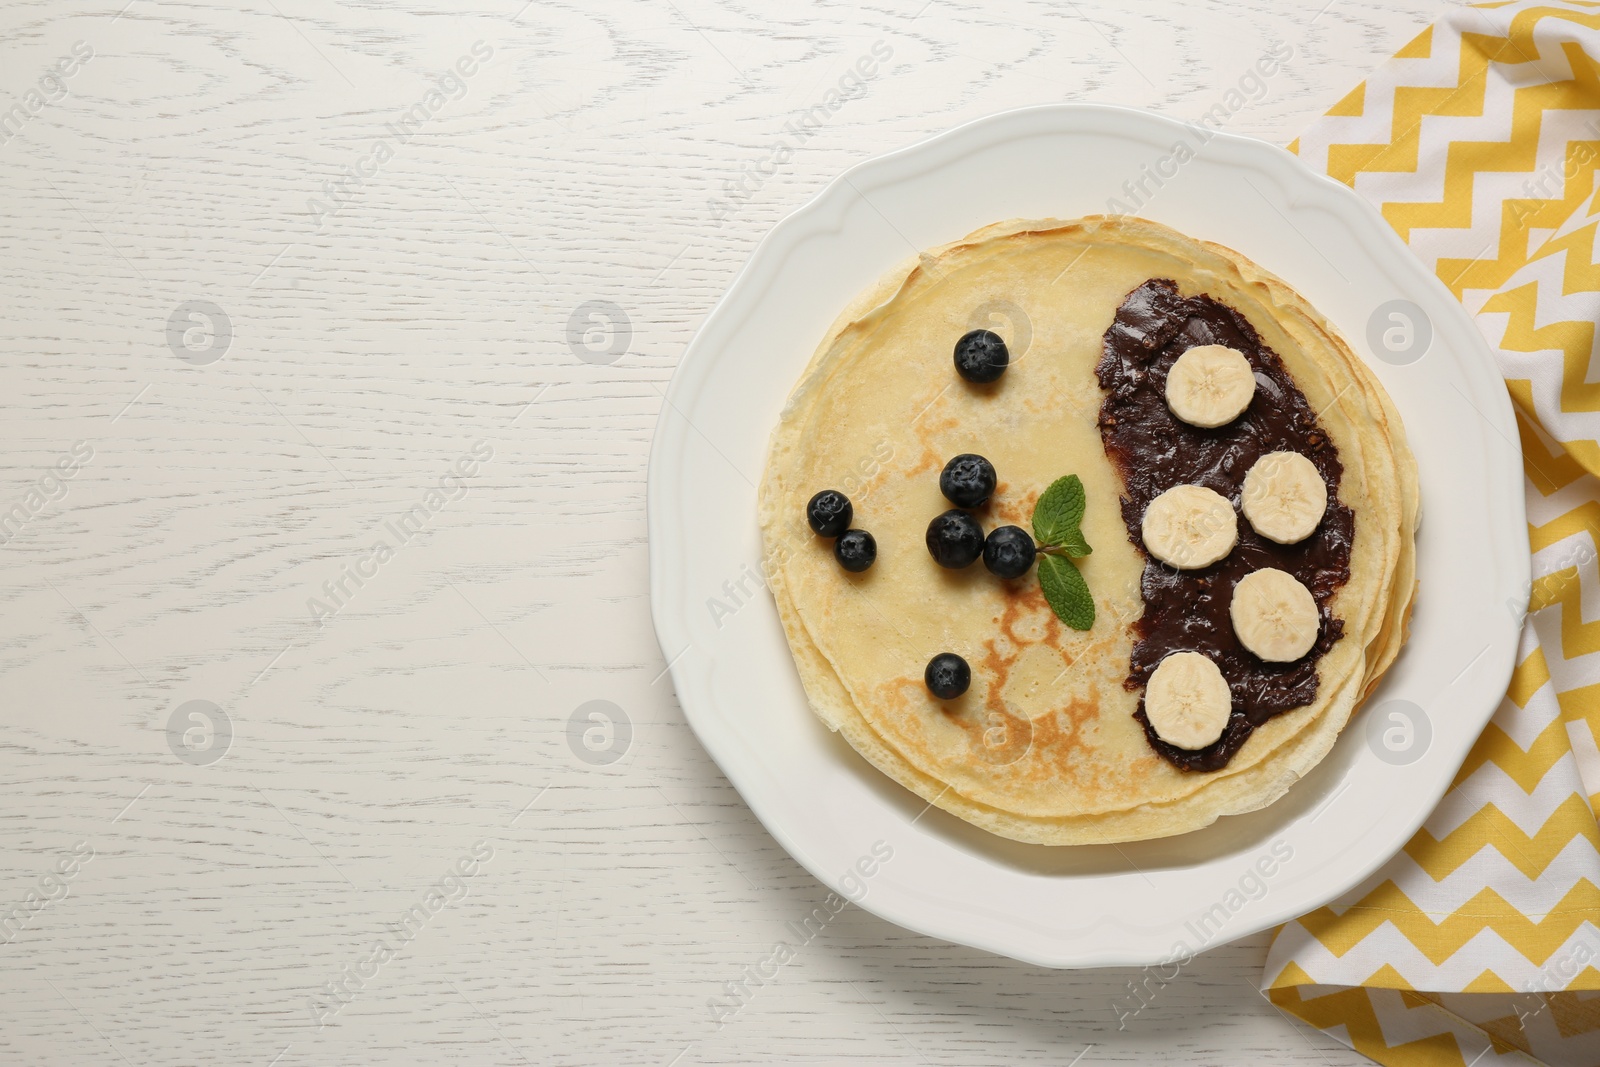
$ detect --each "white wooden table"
[0,1,1442,1062]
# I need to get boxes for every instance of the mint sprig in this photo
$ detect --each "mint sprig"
[1031,475,1094,631]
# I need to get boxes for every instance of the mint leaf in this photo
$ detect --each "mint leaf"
[1038,553,1094,631]
[1058,526,1092,558]
[1033,474,1087,548]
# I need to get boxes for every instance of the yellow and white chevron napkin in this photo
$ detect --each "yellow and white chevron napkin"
[1264,3,1600,1063]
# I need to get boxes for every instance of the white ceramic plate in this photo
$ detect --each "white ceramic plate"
[647,104,1527,968]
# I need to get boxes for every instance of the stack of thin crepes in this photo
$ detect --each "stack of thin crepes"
[759,215,1418,844]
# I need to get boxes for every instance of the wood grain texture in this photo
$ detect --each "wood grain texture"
[0,0,1442,1062]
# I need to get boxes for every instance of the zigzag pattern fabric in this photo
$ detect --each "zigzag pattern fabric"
[1268,3,1600,1063]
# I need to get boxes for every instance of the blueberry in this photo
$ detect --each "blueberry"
[983,525,1036,579]
[834,529,876,572]
[940,454,997,508]
[953,329,1009,383]
[806,489,853,538]
[925,509,984,568]
[925,652,971,700]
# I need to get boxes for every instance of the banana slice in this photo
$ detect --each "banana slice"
[1165,344,1256,427]
[1242,451,1327,544]
[1145,651,1231,750]
[1141,484,1237,569]
[1230,568,1319,662]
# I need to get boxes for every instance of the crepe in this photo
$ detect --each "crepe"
[758,215,1417,844]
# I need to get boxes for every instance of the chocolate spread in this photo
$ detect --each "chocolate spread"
[1095,279,1354,772]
